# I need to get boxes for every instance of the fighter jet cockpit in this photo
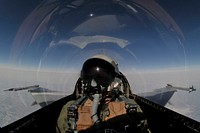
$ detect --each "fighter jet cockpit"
[1,0,200,132]
[56,55,150,133]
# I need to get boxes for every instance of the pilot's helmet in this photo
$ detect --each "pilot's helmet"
[81,55,119,87]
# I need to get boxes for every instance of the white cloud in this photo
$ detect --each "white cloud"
[0,65,79,93]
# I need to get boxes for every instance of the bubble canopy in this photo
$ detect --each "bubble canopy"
[10,0,185,71]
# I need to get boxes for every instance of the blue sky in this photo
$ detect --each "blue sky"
[0,1,41,65]
[0,0,200,70]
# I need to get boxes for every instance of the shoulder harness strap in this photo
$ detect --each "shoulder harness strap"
[119,95,149,132]
[67,96,88,132]
[119,95,138,114]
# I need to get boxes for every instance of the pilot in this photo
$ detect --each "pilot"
[56,55,150,133]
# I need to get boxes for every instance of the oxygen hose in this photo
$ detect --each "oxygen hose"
[91,93,102,132]
[91,94,100,123]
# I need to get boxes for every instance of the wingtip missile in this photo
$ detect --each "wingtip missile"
[3,88,15,91]
[4,85,39,91]
[166,84,196,93]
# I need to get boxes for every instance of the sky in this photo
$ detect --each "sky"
[0,0,200,68]
[155,0,200,66]
[0,0,44,64]
[0,0,200,126]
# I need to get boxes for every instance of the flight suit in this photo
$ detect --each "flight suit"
[56,97,150,133]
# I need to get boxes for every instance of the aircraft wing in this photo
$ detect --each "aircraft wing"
[138,86,177,106]
[28,87,68,107]
[4,85,68,107]
[138,84,196,106]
